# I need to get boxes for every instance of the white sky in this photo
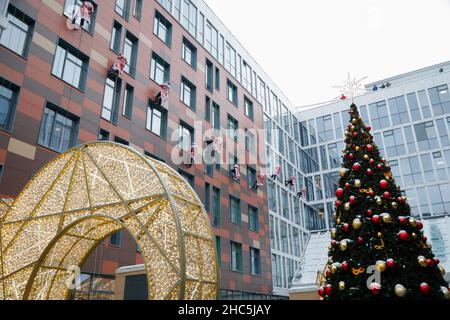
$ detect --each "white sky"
[203,0,450,108]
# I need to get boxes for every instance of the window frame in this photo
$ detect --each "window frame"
[1,4,35,58]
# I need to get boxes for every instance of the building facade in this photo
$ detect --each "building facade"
[0,0,291,298]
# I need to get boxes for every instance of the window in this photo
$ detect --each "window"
[428,184,450,216]
[224,42,236,76]
[101,76,121,123]
[247,166,256,190]
[181,0,197,36]
[230,241,242,272]
[383,129,405,157]
[244,97,254,121]
[98,129,109,141]
[436,118,449,147]
[178,169,194,188]
[205,59,213,91]
[204,183,211,212]
[215,236,221,267]
[421,153,435,182]
[403,126,416,153]
[115,0,130,20]
[429,85,450,116]
[316,115,334,142]
[250,248,261,275]
[132,0,142,20]
[1,5,34,57]
[114,136,129,146]
[433,152,447,181]
[227,115,239,142]
[110,21,122,53]
[242,61,252,93]
[227,80,238,106]
[38,103,79,153]
[178,122,193,151]
[150,53,170,84]
[110,230,122,247]
[407,92,421,121]
[182,37,197,69]
[229,196,241,225]
[204,96,211,122]
[147,101,167,137]
[205,21,218,58]
[280,221,288,253]
[180,77,196,109]
[212,102,220,130]
[400,156,423,185]
[123,32,138,76]
[215,67,220,91]
[153,11,172,46]
[388,96,410,125]
[249,205,259,232]
[245,129,256,154]
[0,77,19,131]
[212,187,221,227]
[52,39,88,90]
[122,84,134,118]
[414,122,439,150]
[418,90,431,118]
[369,100,390,130]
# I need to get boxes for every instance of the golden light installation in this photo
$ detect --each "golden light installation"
[0,142,219,300]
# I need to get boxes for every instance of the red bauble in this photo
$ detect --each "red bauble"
[331,240,337,246]
[386,259,395,268]
[434,258,440,265]
[417,222,423,230]
[372,215,380,224]
[377,164,383,170]
[341,261,349,271]
[318,287,325,297]
[353,132,359,138]
[379,180,389,189]
[398,196,405,204]
[369,191,376,197]
[423,236,428,242]
[366,125,372,131]
[349,153,354,159]
[336,188,344,198]
[367,169,373,175]
[399,230,409,241]
[367,209,373,216]
[426,259,434,267]
[343,153,348,159]
[342,223,350,232]
[399,216,407,225]
[367,144,374,152]
[345,183,351,190]
[357,237,364,244]
[353,163,361,171]
[420,283,430,295]
[383,192,392,199]
[370,283,382,295]
[349,196,356,205]
[325,284,333,296]
[336,200,342,207]
[370,159,375,166]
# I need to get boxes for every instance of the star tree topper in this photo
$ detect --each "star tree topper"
[333,73,368,102]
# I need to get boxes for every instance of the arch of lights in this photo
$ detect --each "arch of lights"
[0,142,219,300]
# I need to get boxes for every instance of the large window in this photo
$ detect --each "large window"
[249,205,259,232]
[227,115,239,142]
[227,80,238,106]
[182,37,197,69]
[110,230,122,247]
[383,129,406,157]
[369,100,390,130]
[132,0,142,20]
[123,32,138,76]
[244,97,254,121]
[316,114,334,142]
[205,21,218,58]
[101,76,121,123]
[400,156,423,185]
[230,195,241,225]
[179,122,194,152]
[407,92,421,121]
[153,11,172,46]
[414,122,439,150]
[205,59,213,91]
[180,77,196,109]
[150,53,170,85]
[115,0,130,20]
[212,186,221,227]
[436,119,449,147]
[250,247,261,275]
[146,100,167,138]
[418,90,431,118]
[230,241,242,272]
[52,39,88,91]
[181,0,197,36]
[110,20,122,53]
[1,5,34,57]
[212,102,220,130]
[429,84,450,116]
[388,96,410,125]
[247,166,256,191]
[38,103,79,153]
[122,84,134,118]
[0,77,19,131]
[428,183,450,216]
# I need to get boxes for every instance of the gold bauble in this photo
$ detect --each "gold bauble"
[331,229,337,239]
[344,202,351,211]
[331,265,338,274]
[412,233,417,239]
[340,240,348,251]
[375,260,387,272]
[352,218,362,230]
[439,265,446,276]
[377,232,383,238]
[418,256,427,267]
[391,202,398,209]
[409,218,417,227]
[352,118,357,124]
[354,179,362,188]
[339,281,346,291]
[441,286,450,299]
[332,212,337,220]
[382,213,392,224]
[376,197,383,205]
[351,125,356,131]
[355,146,360,152]
[395,284,407,298]
[364,154,369,160]
[339,168,349,178]
[336,218,341,225]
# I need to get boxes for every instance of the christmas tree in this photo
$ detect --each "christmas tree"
[319,104,449,300]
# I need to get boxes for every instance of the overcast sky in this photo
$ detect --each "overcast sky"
[203,0,450,108]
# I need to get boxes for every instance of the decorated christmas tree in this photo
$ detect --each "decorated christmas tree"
[319,104,449,300]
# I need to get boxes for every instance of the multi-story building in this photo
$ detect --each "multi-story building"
[290,61,450,298]
[0,0,299,299]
